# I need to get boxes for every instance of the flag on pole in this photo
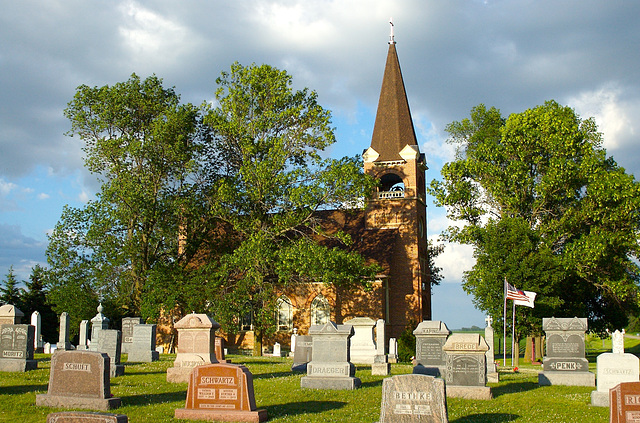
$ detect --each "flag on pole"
[514,291,537,308]
[505,281,529,302]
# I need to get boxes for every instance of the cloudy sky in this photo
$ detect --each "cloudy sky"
[1,0,639,329]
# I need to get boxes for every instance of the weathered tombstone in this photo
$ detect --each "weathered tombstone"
[167,313,220,383]
[412,321,450,377]
[290,328,298,356]
[613,329,626,354]
[272,342,281,357]
[120,317,143,354]
[127,324,159,363]
[610,381,640,423]
[44,342,51,354]
[378,374,448,423]
[90,304,109,351]
[96,329,124,377]
[291,335,312,372]
[36,350,121,410]
[31,311,44,353]
[215,337,230,363]
[389,338,398,363]
[0,324,37,371]
[344,316,377,364]
[538,317,595,387]
[442,333,492,400]
[0,304,23,325]
[78,320,90,350]
[46,412,128,423]
[484,316,498,383]
[300,321,361,390]
[57,312,72,351]
[591,330,639,406]
[174,362,267,422]
[372,318,390,376]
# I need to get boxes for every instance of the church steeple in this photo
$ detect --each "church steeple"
[366,23,419,163]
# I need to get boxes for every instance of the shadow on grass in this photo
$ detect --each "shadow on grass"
[267,400,347,418]
[360,379,384,389]
[491,381,538,397]
[123,390,186,406]
[0,384,48,395]
[452,413,520,422]
[253,371,297,379]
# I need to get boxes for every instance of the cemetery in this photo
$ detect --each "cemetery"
[1,314,635,422]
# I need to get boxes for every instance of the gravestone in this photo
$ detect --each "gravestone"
[290,328,298,356]
[44,342,51,354]
[272,342,281,357]
[300,321,361,390]
[412,321,450,377]
[96,329,124,377]
[32,311,44,352]
[484,316,498,383]
[90,304,109,351]
[78,320,90,350]
[372,319,390,376]
[389,338,398,363]
[36,350,121,410]
[613,329,626,354]
[291,335,312,372]
[57,312,72,351]
[46,412,128,423]
[0,304,23,325]
[127,324,159,363]
[591,330,639,407]
[167,313,220,383]
[610,381,640,423]
[120,317,143,354]
[538,317,595,387]
[344,316,377,364]
[0,324,37,371]
[215,337,230,363]
[378,374,448,422]
[174,362,268,422]
[442,333,492,400]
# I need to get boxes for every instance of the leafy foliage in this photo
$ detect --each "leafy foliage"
[430,101,640,335]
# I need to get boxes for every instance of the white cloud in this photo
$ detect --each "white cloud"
[37,193,50,200]
[0,178,17,195]
[78,190,91,203]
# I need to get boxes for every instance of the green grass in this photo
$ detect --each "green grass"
[0,352,616,422]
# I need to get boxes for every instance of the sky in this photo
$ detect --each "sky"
[1,1,639,330]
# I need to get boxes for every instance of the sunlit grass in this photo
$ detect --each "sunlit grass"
[0,353,612,422]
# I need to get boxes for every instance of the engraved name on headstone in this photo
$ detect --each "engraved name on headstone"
[0,324,37,371]
[379,374,448,423]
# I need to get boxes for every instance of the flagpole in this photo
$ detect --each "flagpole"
[503,277,507,367]
[511,300,516,367]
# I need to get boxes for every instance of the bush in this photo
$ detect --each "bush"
[397,321,416,362]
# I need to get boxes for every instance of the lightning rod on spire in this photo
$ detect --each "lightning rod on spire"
[389,18,395,44]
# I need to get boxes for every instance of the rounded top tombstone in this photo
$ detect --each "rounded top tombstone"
[174,313,220,330]
[0,304,24,324]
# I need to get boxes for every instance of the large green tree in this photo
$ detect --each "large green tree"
[202,63,380,355]
[430,101,640,335]
[46,74,214,323]
[0,266,23,308]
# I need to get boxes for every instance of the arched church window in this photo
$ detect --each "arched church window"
[378,173,404,199]
[240,302,253,331]
[310,295,330,326]
[276,296,293,331]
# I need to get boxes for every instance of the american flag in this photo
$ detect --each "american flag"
[505,281,529,302]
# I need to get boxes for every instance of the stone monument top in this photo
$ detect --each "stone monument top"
[443,333,489,353]
[174,313,221,330]
[413,320,450,336]
[612,329,625,354]
[0,304,24,324]
[542,317,587,332]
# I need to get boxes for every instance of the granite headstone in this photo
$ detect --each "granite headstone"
[610,381,640,423]
[78,320,90,350]
[167,313,220,383]
[0,324,37,371]
[0,304,23,325]
[442,333,492,400]
[372,318,390,376]
[484,316,498,383]
[413,321,450,377]
[46,412,128,423]
[291,335,312,372]
[36,350,121,410]
[120,317,143,354]
[378,374,448,423]
[127,324,159,362]
[591,330,639,407]
[215,337,230,363]
[344,316,377,364]
[90,304,109,351]
[32,311,44,353]
[96,329,124,377]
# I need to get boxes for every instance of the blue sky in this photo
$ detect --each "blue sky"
[1,1,640,330]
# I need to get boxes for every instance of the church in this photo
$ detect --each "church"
[227,30,432,350]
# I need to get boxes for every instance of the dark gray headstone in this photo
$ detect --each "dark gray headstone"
[441,333,492,400]
[127,324,159,362]
[379,374,448,422]
[96,330,124,377]
[36,350,121,410]
[0,324,37,372]
[413,321,450,377]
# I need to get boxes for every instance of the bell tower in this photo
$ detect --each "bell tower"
[364,22,430,336]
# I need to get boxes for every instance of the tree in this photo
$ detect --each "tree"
[202,63,380,355]
[0,266,23,309]
[21,264,58,343]
[47,74,213,324]
[430,101,640,336]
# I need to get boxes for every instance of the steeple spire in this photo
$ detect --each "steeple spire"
[389,18,395,45]
[368,27,418,162]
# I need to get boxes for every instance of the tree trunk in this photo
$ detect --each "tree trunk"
[253,328,263,356]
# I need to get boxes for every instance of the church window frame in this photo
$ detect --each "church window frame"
[276,296,293,332]
[310,294,331,326]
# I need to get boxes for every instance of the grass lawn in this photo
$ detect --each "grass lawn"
[0,350,616,423]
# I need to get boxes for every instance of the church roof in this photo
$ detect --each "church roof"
[370,41,419,162]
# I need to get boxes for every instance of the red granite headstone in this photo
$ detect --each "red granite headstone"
[174,363,267,422]
[215,337,230,363]
[610,381,640,423]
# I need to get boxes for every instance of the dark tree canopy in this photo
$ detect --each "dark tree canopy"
[430,101,640,334]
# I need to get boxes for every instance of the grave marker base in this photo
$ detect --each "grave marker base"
[445,385,492,400]
[300,376,361,390]
[46,411,128,423]
[127,350,159,363]
[36,395,121,411]
[372,363,390,376]
[175,408,267,422]
[591,390,609,407]
[0,359,37,372]
[538,371,595,386]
